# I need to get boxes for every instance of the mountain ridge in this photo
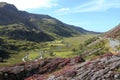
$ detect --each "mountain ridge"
[0,2,98,42]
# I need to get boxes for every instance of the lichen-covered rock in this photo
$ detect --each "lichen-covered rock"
[72,54,120,80]
[0,56,84,80]
[47,53,120,80]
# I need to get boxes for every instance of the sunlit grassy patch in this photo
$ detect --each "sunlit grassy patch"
[54,51,76,58]
[0,51,26,66]
[28,52,39,60]
[116,68,120,72]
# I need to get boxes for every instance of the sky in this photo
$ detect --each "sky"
[0,0,120,32]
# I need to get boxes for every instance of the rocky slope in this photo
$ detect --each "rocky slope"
[52,53,120,80]
[0,53,120,80]
[105,24,120,40]
[43,53,120,80]
[0,56,84,80]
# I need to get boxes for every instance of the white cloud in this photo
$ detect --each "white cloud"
[55,0,120,14]
[55,8,70,12]
[0,0,57,10]
[75,0,120,12]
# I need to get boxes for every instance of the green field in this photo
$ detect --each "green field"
[0,34,97,66]
[27,34,97,61]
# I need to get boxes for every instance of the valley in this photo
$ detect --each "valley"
[0,2,120,80]
[0,34,96,66]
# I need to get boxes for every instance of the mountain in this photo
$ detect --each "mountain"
[0,2,96,42]
[1,2,120,80]
[0,2,54,42]
[105,24,120,40]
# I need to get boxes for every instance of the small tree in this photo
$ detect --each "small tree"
[49,51,55,56]
[72,48,77,52]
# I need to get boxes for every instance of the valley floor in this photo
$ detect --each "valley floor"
[0,34,96,66]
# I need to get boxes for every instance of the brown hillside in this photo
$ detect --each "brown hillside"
[105,24,120,39]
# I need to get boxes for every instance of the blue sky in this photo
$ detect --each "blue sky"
[1,0,120,32]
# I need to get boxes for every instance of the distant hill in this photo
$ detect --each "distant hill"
[0,2,97,42]
[105,24,120,40]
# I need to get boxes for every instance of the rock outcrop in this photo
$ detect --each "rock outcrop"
[1,53,120,80]
[0,56,84,80]
[47,53,120,80]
